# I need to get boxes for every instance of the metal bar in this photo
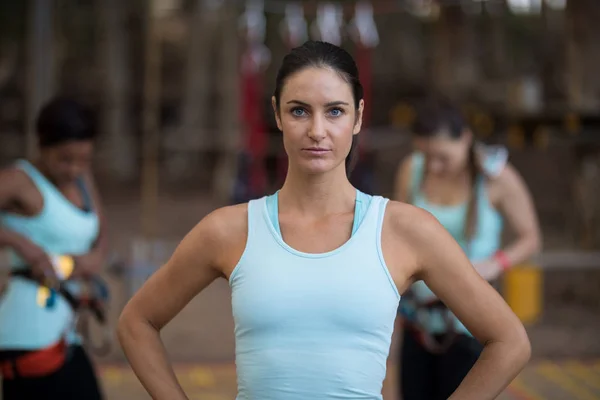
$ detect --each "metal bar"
[532,252,600,269]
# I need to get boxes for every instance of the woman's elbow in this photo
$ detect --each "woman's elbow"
[522,229,542,259]
[530,230,543,255]
[514,327,532,367]
[503,322,532,370]
[116,304,154,347]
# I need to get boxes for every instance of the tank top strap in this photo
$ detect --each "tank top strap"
[409,153,425,201]
[352,195,387,241]
[14,159,56,195]
[14,159,94,213]
[247,196,272,241]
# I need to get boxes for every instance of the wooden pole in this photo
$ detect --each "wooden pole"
[213,2,240,203]
[97,0,136,181]
[25,0,55,160]
[140,0,162,239]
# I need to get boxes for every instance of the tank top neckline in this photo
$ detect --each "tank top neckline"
[16,159,94,216]
[261,190,378,259]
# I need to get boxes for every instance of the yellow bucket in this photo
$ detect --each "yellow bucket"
[503,263,543,324]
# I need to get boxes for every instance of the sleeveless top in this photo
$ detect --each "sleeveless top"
[0,159,99,349]
[229,190,400,400]
[400,149,505,335]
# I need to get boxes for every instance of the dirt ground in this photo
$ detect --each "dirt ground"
[1,180,599,400]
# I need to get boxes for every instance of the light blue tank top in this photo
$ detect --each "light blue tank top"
[230,190,400,400]
[0,159,99,350]
[400,152,504,335]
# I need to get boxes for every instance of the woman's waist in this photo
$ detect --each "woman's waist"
[0,278,75,350]
[235,348,386,399]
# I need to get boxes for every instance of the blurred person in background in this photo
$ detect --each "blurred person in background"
[394,98,541,400]
[0,97,107,399]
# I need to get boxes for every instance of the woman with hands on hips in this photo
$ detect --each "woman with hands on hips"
[119,41,532,400]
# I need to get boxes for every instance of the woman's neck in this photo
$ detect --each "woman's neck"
[278,165,356,217]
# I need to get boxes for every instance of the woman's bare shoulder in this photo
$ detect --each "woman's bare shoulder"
[199,203,249,246]
[165,202,250,277]
[0,165,34,208]
[383,200,440,239]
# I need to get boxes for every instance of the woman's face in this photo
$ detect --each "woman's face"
[413,129,472,177]
[39,140,94,185]
[273,66,363,176]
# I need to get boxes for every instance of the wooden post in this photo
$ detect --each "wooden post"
[213,2,240,203]
[565,0,583,110]
[165,0,219,181]
[140,0,163,239]
[25,0,55,160]
[97,0,137,181]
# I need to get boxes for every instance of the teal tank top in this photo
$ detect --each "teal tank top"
[230,190,400,400]
[0,159,99,349]
[400,151,504,335]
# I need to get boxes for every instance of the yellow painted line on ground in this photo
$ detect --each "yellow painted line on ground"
[508,376,546,400]
[187,367,216,388]
[564,361,600,391]
[537,362,600,400]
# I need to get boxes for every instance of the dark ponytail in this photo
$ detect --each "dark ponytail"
[345,136,359,178]
[464,142,479,240]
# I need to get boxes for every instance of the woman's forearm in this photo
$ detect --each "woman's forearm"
[117,313,188,400]
[449,335,531,400]
[501,232,541,268]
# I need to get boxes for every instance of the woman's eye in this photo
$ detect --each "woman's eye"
[328,108,343,117]
[291,108,306,117]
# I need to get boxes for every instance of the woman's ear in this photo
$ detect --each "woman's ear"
[353,99,365,135]
[272,96,282,131]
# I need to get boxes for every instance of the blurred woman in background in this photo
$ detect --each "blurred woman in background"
[0,97,107,399]
[394,98,541,400]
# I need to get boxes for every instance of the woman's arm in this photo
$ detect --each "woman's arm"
[494,164,542,266]
[388,203,530,400]
[117,204,247,400]
[475,165,542,280]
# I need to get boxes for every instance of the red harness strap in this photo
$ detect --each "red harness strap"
[0,340,67,379]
